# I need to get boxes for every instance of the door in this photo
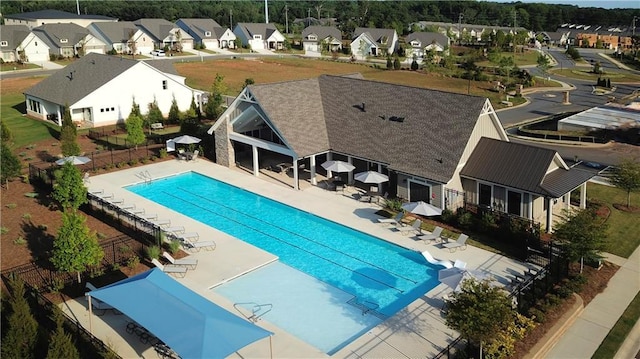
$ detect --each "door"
[409,181,431,202]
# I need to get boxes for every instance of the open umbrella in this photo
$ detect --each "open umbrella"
[438,267,491,292]
[321,160,355,173]
[172,135,201,144]
[402,201,442,217]
[354,171,389,184]
[55,156,91,165]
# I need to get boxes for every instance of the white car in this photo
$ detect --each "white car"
[151,50,165,57]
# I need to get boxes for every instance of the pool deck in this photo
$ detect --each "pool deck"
[61,159,536,358]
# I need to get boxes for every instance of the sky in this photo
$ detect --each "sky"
[484,0,640,9]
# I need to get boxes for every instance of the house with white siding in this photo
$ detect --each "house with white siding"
[176,18,236,50]
[351,27,398,60]
[88,21,154,55]
[0,24,50,63]
[3,9,116,29]
[24,53,204,128]
[134,18,194,52]
[233,23,285,51]
[32,23,106,58]
[208,74,594,232]
[301,26,342,55]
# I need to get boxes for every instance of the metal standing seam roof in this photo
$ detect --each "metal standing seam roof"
[558,106,640,130]
[0,25,31,49]
[247,75,487,184]
[461,137,595,197]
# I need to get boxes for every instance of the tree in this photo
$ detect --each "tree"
[410,57,419,70]
[609,158,640,208]
[127,29,137,58]
[243,78,255,88]
[536,52,550,74]
[1,119,13,143]
[46,306,79,359]
[52,161,87,211]
[52,211,104,283]
[1,141,21,189]
[130,97,141,118]
[393,56,401,70]
[445,279,516,358]
[125,114,145,149]
[204,73,227,120]
[146,99,164,132]
[592,60,602,74]
[167,96,180,124]
[190,95,201,119]
[386,55,392,69]
[553,207,608,273]
[60,105,80,156]
[1,277,39,359]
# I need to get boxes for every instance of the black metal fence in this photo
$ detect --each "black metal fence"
[433,337,466,359]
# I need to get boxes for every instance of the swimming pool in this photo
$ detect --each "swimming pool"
[127,172,441,353]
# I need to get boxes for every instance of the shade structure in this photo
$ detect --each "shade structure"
[354,171,389,184]
[172,135,201,144]
[321,160,355,173]
[87,268,273,358]
[402,201,443,217]
[55,156,91,165]
[438,267,491,292]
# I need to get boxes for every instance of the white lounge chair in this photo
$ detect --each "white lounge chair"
[444,234,469,252]
[453,259,467,269]
[399,219,423,236]
[178,232,199,242]
[182,238,216,252]
[377,212,403,226]
[151,258,188,277]
[177,149,187,161]
[151,219,170,227]
[164,226,185,235]
[418,226,444,243]
[162,251,198,269]
[420,250,453,269]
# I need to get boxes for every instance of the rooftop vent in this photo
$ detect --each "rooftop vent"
[353,102,366,112]
[389,116,405,123]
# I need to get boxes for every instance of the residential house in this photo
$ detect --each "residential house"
[538,31,571,46]
[134,18,194,52]
[351,27,398,59]
[175,18,236,50]
[576,32,633,50]
[24,53,204,128]
[411,21,532,44]
[301,26,342,55]
[32,23,106,58]
[0,24,50,63]
[4,9,116,29]
[233,23,285,51]
[88,21,154,55]
[208,74,593,233]
[405,32,449,61]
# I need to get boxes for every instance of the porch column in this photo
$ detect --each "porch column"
[546,197,553,233]
[347,157,354,184]
[565,191,571,212]
[57,108,62,126]
[440,186,445,209]
[580,182,587,209]
[252,145,259,177]
[326,153,333,179]
[293,159,299,190]
[310,156,317,185]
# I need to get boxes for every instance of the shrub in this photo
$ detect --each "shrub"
[128,159,138,166]
[146,245,161,260]
[1,226,8,234]
[385,198,403,212]
[457,211,473,229]
[440,208,456,224]
[116,161,127,168]
[166,239,181,255]
[14,237,26,245]
[479,212,497,232]
[159,148,168,158]
[150,156,158,161]
[126,255,140,269]
[97,232,107,240]
[22,213,31,220]
[528,307,546,323]
[6,203,17,209]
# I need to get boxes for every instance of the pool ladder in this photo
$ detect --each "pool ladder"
[136,170,152,184]
[233,302,273,322]
[347,297,385,319]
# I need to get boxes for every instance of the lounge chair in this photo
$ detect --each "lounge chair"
[420,250,453,269]
[162,251,198,269]
[182,238,216,252]
[83,172,91,184]
[418,226,444,243]
[444,234,469,252]
[151,258,188,277]
[399,219,423,236]
[177,149,187,161]
[190,150,199,162]
[178,232,199,242]
[164,226,185,235]
[453,259,467,269]
[151,219,171,227]
[377,212,403,226]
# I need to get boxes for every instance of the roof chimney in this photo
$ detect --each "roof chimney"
[361,102,365,112]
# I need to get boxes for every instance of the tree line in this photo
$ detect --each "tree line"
[2,1,639,34]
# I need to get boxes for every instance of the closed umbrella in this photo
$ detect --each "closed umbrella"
[55,156,91,165]
[354,171,389,184]
[438,267,491,292]
[402,201,442,217]
[321,160,355,173]
[172,135,201,144]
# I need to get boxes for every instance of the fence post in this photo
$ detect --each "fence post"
[110,148,114,166]
[128,148,132,162]
[92,151,95,171]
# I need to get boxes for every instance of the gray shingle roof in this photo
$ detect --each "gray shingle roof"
[405,32,449,47]
[235,23,279,39]
[32,23,89,50]
[248,75,487,184]
[89,21,138,44]
[460,137,593,197]
[0,25,30,49]
[134,18,177,42]
[24,53,138,105]
[301,26,342,41]
[353,27,395,45]
[177,18,222,39]
[5,9,115,21]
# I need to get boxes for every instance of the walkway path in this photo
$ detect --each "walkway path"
[545,246,640,358]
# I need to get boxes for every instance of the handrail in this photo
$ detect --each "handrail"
[233,302,273,322]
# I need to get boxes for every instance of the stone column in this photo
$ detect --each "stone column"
[563,91,570,104]
[580,182,587,209]
[310,156,317,186]
[252,145,259,177]
[214,118,234,167]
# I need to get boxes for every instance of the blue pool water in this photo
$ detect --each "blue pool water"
[127,172,441,353]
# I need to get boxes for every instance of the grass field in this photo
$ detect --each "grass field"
[588,182,640,258]
[476,50,540,68]
[592,291,640,359]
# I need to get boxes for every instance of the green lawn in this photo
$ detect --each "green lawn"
[477,50,540,67]
[588,182,640,258]
[1,63,41,72]
[592,291,640,359]
[551,68,640,83]
[1,93,59,148]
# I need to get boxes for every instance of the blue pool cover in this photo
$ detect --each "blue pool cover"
[87,268,273,358]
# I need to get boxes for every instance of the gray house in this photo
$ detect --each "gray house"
[233,23,285,51]
[134,18,194,52]
[175,18,236,50]
[301,26,342,55]
[32,23,105,58]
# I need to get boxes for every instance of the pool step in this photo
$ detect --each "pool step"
[233,302,273,322]
[347,298,387,320]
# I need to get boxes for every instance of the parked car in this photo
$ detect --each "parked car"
[151,50,165,57]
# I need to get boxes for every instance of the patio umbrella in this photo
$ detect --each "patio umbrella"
[438,267,491,292]
[321,160,355,173]
[354,171,389,184]
[172,135,201,144]
[55,156,91,165]
[402,201,443,217]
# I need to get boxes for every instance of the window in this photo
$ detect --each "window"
[35,41,38,46]
[478,183,492,208]
[507,191,522,216]
[204,31,211,37]
[60,39,68,43]
[308,35,317,41]
[162,80,168,90]
[100,108,104,112]
[28,99,41,113]
[253,35,262,40]
[110,107,114,111]
[0,41,7,47]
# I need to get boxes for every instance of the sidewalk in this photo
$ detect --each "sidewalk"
[545,246,640,358]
